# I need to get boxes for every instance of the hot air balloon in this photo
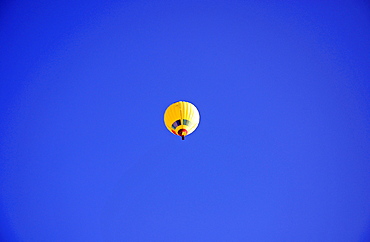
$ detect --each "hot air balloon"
[164,101,200,140]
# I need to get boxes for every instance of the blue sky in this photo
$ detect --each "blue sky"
[1,1,370,241]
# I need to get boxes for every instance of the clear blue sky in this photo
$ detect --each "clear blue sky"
[1,1,370,241]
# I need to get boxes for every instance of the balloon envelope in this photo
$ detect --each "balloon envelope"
[164,101,200,139]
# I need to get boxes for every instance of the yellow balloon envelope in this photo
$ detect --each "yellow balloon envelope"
[164,101,200,140]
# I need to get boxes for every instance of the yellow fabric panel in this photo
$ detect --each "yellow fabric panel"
[164,101,200,136]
